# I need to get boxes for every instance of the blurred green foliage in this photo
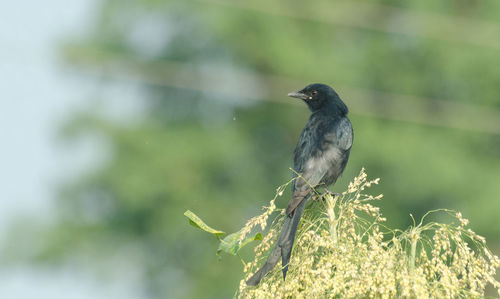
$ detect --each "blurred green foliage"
[5,0,500,298]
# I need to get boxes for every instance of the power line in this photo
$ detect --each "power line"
[197,0,500,50]
[64,47,500,135]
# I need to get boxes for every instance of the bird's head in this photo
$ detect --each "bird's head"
[288,83,347,114]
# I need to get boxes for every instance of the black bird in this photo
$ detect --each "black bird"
[246,83,353,286]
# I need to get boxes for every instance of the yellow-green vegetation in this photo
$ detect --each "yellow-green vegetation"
[238,169,500,298]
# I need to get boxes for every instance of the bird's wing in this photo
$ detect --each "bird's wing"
[335,117,353,151]
[286,117,352,215]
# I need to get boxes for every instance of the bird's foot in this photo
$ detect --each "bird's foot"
[323,189,341,198]
[312,190,341,202]
[312,193,323,202]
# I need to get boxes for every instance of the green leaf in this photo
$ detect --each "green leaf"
[184,210,225,238]
[217,230,263,255]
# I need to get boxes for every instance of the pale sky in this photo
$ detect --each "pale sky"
[0,1,143,298]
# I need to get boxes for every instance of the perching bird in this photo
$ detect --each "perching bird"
[246,83,353,286]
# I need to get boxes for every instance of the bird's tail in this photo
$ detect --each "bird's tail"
[245,197,308,286]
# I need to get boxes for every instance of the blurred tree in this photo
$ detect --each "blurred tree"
[4,0,500,298]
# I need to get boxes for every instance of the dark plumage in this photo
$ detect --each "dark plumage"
[246,83,353,286]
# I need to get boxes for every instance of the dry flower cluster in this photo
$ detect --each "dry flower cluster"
[238,169,500,298]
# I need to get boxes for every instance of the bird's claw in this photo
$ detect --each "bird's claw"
[323,189,341,198]
[312,193,322,202]
[311,190,341,202]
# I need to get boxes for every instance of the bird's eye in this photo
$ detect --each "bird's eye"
[311,90,318,96]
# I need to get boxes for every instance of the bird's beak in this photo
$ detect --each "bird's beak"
[287,91,309,100]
